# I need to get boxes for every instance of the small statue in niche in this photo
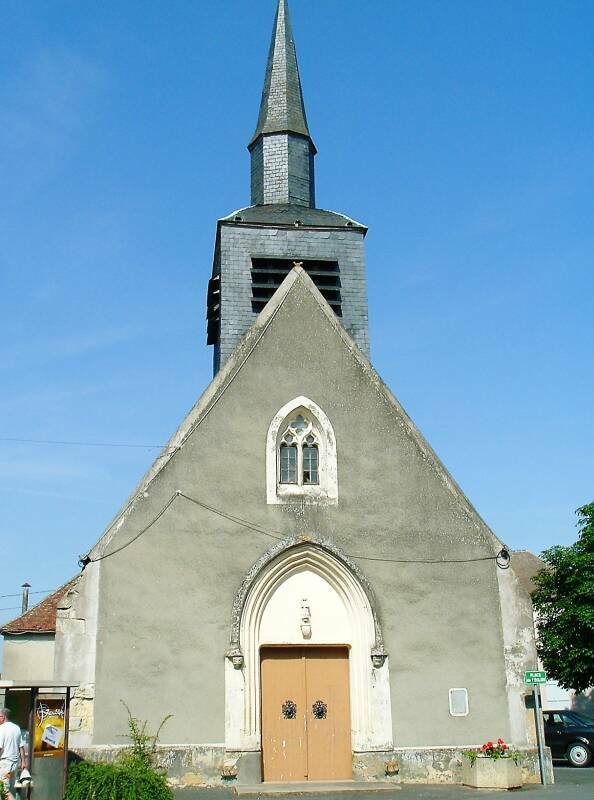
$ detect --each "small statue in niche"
[300,597,311,639]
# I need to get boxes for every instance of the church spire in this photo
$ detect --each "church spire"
[249,0,316,208]
[250,0,313,145]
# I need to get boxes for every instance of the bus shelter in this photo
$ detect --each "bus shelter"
[0,680,78,800]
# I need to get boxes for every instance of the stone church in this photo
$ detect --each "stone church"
[53,0,545,787]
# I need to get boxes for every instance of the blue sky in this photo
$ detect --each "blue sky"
[1,0,592,640]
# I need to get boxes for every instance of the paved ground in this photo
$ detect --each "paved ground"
[173,766,592,800]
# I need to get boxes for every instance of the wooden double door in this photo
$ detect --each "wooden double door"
[261,646,352,782]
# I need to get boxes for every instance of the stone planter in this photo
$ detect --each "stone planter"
[462,757,522,789]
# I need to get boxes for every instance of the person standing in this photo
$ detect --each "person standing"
[0,709,26,800]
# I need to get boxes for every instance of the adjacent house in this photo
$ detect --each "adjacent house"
[1,580,76,682]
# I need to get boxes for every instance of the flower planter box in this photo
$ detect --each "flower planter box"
[462,758,522,789]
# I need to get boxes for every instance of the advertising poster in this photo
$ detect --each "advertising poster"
[34,698,65,758]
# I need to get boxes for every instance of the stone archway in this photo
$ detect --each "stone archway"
[224,535,393,758]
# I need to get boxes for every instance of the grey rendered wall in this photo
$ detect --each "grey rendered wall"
[91,278,518,749]
[217,224,369,367]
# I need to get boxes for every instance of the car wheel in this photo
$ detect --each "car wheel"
[567,742,592,768]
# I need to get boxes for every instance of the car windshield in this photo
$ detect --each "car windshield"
[563,712,593,727]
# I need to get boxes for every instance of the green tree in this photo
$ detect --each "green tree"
[531,503,594,693]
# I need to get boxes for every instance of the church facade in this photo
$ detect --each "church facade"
[54,0,547,787]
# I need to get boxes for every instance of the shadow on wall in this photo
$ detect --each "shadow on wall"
[572,689,594,719]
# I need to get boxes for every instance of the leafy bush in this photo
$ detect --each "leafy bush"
[64,759,172,800]
[63,703,173,800]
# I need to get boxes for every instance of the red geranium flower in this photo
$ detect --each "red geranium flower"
[502,744,508,750]
[497,738,504,744]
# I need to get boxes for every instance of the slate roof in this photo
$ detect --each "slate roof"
[220,204,366,231]
[1,578,77,635]
[249,0,313,147]
[511,550,547,595]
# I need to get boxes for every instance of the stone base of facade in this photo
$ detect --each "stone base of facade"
[71,745,553,789]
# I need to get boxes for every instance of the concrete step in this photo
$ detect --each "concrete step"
[234,781,400,796]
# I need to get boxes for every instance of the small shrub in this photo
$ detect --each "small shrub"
[64,760,172,800]
[63,703,173,800]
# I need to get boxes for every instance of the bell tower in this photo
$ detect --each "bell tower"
[206,0,370,374]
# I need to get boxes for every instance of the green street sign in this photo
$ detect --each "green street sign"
[525,670,547,685]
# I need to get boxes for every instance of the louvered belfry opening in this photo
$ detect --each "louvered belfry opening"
[251,258,342,316]
[206,274,220,346]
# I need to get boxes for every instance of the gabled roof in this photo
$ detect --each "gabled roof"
[84,267,507,563]
[249,0,313,148]
[1,578,78,635]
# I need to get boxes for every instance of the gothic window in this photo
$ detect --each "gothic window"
[266,396,338,505]
[279,415,320,486]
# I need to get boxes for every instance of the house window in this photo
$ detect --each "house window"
[278,415,320,487]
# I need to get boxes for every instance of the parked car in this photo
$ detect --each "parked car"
[542,710,594,767]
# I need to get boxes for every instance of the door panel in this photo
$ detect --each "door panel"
[305,648,352,780]
[261,649,307,781]
[261,647,351,782]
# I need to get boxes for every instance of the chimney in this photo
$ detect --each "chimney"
[21,582,31,614]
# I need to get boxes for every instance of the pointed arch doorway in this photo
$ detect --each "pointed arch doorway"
[225,537,393,782]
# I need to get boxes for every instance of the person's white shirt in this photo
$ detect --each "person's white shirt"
[0,720,24,762]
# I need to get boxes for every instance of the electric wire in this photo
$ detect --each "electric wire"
[82,490,511,569]
[0,590,52,599]
[0,437,173,450]
[79,285,292,566]
[178,492,283,542]
[0,606,23,612]
[84,493,179,564]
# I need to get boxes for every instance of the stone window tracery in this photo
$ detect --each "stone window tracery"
[279,414,320,486]
[266,396,338,505]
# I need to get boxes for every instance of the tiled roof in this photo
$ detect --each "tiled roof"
[0,578,78,635]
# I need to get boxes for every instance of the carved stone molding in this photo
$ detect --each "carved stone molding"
[226,533,387,665]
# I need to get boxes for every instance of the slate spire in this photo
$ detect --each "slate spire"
[250,0,313,145]
[249,0,316,207]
